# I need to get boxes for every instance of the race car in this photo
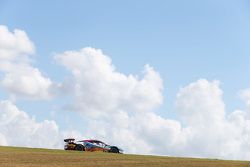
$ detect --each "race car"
[79,140,123,154]
[64,138,85,151]
[64,138,123,153]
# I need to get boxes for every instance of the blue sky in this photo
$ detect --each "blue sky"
[1,0,250,160]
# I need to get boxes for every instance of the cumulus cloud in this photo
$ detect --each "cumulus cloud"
[174,80,250,159]
[0,25,34,62]
[55,48,250,160]
[55,47,186,155]
[0,25,53,100]
[1,63,53,100]
[176,79,225,126]
[0,25,250,160]
[0,100,61,148]
[55,47,163,117]
[85,111,188,155]
[240,89,250,111]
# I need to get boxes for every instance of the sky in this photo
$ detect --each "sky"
[0,0,250,160]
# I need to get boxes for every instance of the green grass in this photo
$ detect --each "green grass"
[0,146,249,167]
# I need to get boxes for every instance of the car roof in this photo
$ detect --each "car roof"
[79,140,105,144]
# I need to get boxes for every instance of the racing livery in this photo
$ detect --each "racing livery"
[64,138,123,153]
[80,140,123,153]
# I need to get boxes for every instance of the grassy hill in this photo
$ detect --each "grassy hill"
[0,146,249,167]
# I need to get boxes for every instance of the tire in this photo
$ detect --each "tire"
[110,147,119,153]
[75,144,85,151]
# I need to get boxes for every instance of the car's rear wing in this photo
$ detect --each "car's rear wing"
[64,138,75,142]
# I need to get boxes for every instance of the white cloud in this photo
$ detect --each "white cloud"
[0,25,35,62]
[55,47,183,155]
[1,64,52,100]
[55,48,250,160]
[0,100,61,148]
[85,111,188,155]
[240,89,250,111]
[175,80,250,160]
[55,47,163,117]
[0,25,53,100]
[176,79,225,126]
[0,25,250,160]
[0,133,7,146]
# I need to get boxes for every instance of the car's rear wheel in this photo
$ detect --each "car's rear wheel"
[75,144,85,151]
[110,147,119,153]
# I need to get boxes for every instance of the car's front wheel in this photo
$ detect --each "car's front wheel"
[110,147,119,153]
